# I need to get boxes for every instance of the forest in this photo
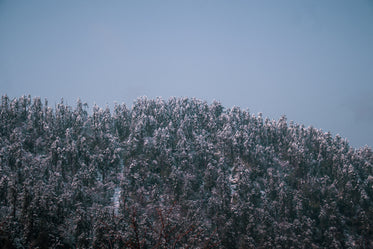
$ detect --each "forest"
[0,95,372,248]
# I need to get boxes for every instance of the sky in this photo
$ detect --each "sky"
[0,0,372,148]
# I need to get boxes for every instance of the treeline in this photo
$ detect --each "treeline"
[0,95,372,248]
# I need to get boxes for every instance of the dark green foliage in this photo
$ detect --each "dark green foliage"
[0,95,372,248]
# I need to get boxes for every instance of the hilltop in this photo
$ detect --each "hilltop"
[0,95,372,248]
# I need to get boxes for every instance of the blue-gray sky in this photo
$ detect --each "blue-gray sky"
[0,0,372,148]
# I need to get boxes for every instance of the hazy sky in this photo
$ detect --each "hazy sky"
[0,0,372,148]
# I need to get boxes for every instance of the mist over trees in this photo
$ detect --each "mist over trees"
[0,95,372,248]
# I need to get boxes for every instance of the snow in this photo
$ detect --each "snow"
[112,158,124,214]
[112,186,121,214]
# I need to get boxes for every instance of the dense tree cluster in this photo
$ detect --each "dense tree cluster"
[0,95,372,248]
